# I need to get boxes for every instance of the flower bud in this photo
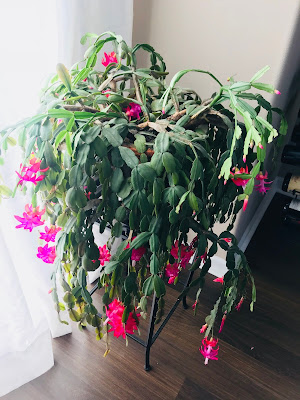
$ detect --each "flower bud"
[243,196,249,211]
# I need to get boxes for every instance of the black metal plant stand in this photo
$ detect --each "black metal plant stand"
[89,268,195,371]
[89,221,196,370]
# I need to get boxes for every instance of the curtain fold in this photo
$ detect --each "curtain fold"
[0,0,133,395]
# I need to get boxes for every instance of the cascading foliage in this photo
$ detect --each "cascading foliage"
[0,32,287,362]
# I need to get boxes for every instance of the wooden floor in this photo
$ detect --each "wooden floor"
[4,194,300,400]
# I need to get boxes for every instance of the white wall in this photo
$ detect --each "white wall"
[133,0,300,256]
[133,0,298,99]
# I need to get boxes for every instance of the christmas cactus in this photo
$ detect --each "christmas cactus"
[0,32,287,364]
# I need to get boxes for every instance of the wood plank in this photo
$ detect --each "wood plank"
[3,194,300,399]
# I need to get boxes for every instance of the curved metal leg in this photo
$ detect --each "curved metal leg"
[144,294,158,371]
[182,270,194,309]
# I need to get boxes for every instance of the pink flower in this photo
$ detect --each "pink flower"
[124,237,146,262]
[125,103,142,121]
[236,296,244,311]
[105,299,140,339]
[200,324,207,333]
[181,250,194,268]
[200,337,219,365]
[243,196,249,212]
[16,171,45,186]
[213,276,224,284]
[170,240,187,259]
[15,204,45,232]
[230,166,250,189]
[102,89,110,98]
[99,244,111,266]
[37,243,56,264]
[83,78,87,82]
[131,246,146,262]
[40,225,61,242]
[165,263,180,284]
[255,171,272,194]
[219,313,227,333]
[171,240,194,268]
[274,89,281,95]
[243,155,247,163]
[220,237,232,243]
[102,52,118,67]
[16,156,49,186]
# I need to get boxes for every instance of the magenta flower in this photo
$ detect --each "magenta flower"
[230,166,250,189]
[131,246,146,262]
[200,337,219,365]
[15,204,45,232]
[255,171,272,194]
[125,103,142,120]
[37,243,56,264]
[165,263,180,284]
[105,299,140,339]
[99,244,111,266]
[171,240,194,268]
[213,276,224,284]
[40,225,61,242]
[16,156,48,186]
[235,296,244,311]
[181,250,194,268]
[124,238,146,262]
[102,52,118,67]
[170,240,187,259]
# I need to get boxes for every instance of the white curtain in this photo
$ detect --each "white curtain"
[0,0,133,396]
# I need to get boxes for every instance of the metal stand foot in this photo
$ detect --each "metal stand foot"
[182,270,194,309]
[182,296,189,309]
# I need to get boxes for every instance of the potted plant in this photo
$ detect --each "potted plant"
[0,32,286,366]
